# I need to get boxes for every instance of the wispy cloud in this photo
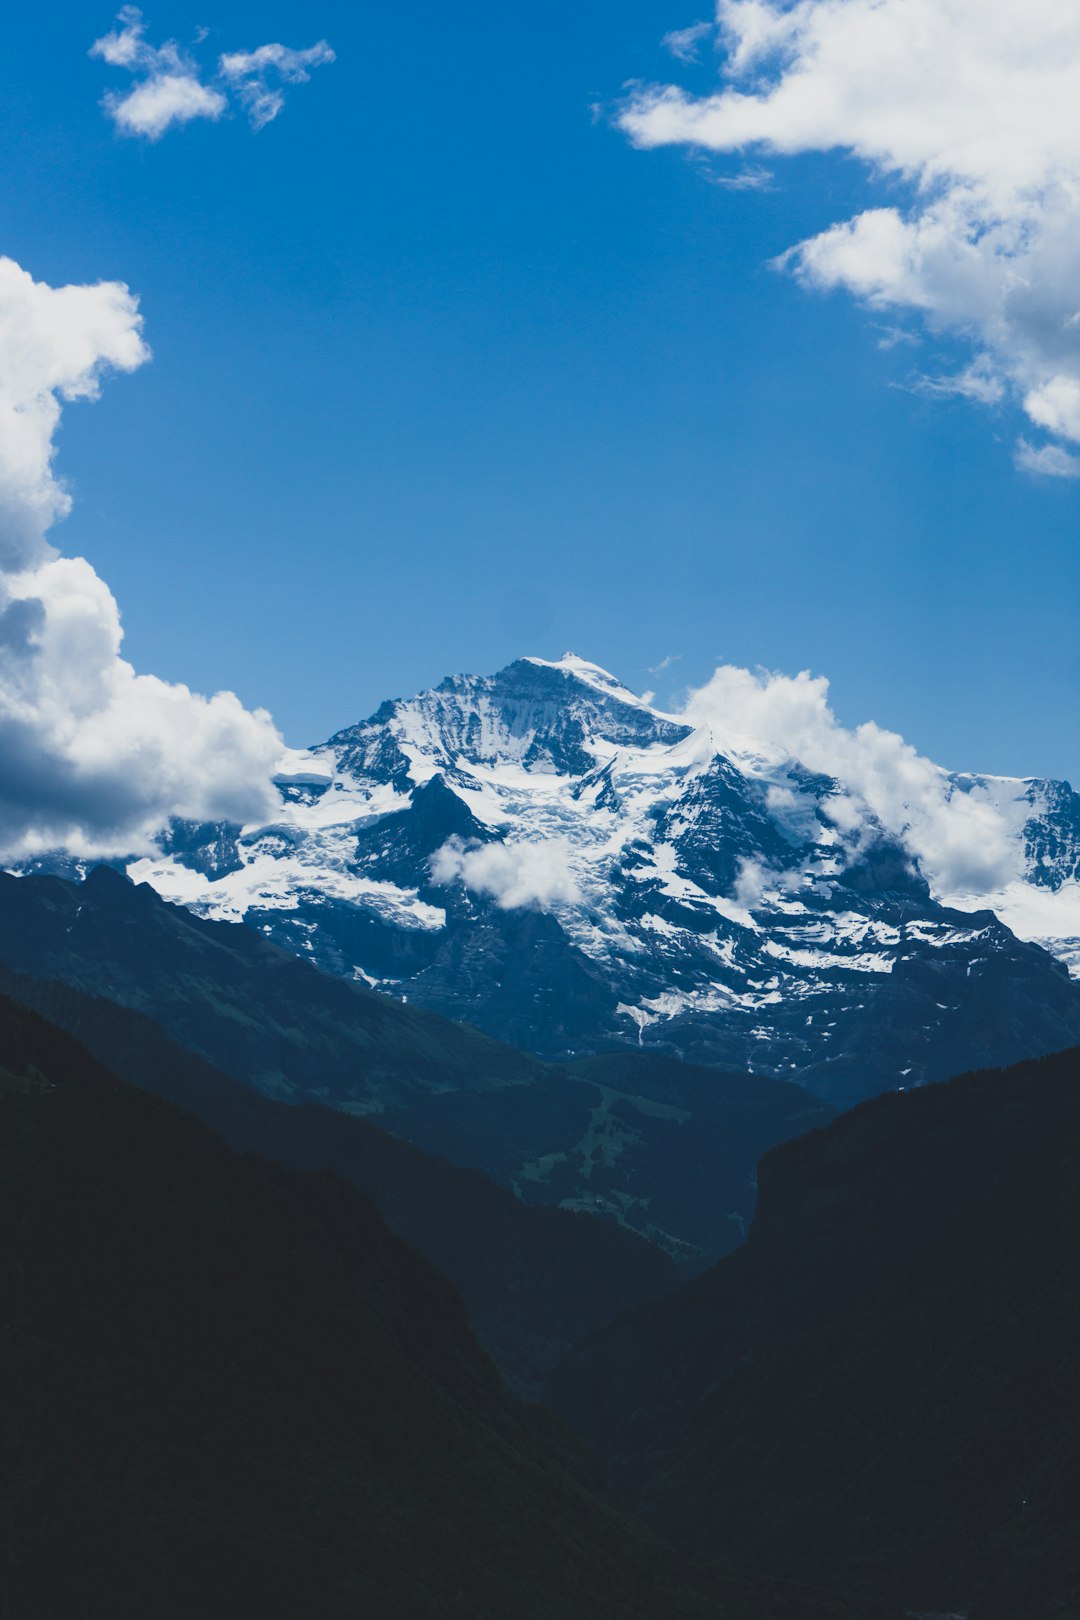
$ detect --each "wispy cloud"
[91,8,333,139]
[874,324,919,352]
[908,360,1006,407]
[621,0,1080,467]
[1015,439,1080,479]
[700,161,773,191]
[663,21,713,63]
[219,41,335,131]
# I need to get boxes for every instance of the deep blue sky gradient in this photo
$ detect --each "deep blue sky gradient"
[3,1,1078,776]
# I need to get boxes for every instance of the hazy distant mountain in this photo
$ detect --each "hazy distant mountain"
[119,653,1080,1105]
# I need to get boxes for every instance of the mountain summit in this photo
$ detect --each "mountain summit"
[124,655,1080,1104]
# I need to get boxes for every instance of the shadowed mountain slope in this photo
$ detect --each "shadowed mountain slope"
[547,1047,1080,1618]
[0,867,833,1267]
[0,962,675,1396]
[0,994,885,1620]
[0,865,544,1115]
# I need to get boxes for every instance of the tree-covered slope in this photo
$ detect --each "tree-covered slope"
[0,868,833,1266]
[0,962,676,1396]
[0,993,887,1620]
[0,865,544,1114]
[0,995,697,1619]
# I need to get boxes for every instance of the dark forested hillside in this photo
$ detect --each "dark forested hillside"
[0,996,671,1619]
[0,865,545,1113]
[0,868,833,1265]
[0,992,889,1620]
[0,962,676,1396]
[548,1046,1080,1618]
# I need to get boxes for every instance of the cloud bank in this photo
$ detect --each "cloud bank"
[431,836,583,910]
[682,664,1021,895]
[622,0,1080,465]
[92,8,333,139]
[0,256,282,861]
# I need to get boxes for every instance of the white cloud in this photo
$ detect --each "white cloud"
[681,664,1022,894]
[0,255,282,861]
[910,357,1005,407]
[91,9,332,139]
[0,258,148,572]
[621,0,1080,457]
[92,7,226,138]
[219,41,335,131]
[431,836,583,910]
[90,4,153,68]
[1015,439,1080,479]
[663,22,714,63]
[733,855,769,907]
[106,72,227,140]
[704,163,773,191]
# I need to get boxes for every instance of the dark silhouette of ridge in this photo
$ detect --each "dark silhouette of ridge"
[0,992,884,1620]
[0,960,676,1396]
[548,1045,1080,1618]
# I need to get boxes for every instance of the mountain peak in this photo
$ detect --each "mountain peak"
[113,653,1080,1103]
[521,653,658,712]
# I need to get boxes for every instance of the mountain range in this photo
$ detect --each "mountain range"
[6,651,1080,1616]
[87,652,1080,1106]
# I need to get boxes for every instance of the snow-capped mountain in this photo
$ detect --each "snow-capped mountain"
[126,654,1080,1105]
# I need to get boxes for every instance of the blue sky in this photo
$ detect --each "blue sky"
[3,0,1079,780]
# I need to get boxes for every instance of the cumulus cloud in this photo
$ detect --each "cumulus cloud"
[431,836,583,910]
[91,7,226,138]
[0,255,282,861]
[105,71,227,140]
[682,664,1021,894]
[0,258,148,571]
[219,41,335,131]
[622,0,1080,459]
[91,8,332,139]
